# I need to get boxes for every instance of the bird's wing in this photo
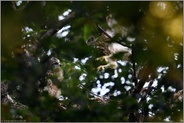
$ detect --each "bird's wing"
[93,33,111,55]
[93,25,132,56]
[108,43,132,55]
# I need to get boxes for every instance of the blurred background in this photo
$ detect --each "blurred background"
[1,1,183,122]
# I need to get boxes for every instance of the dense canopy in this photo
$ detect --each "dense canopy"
[1,1,183,122]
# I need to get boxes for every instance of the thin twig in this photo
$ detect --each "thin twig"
[139,80,153,103]
[132,44,137,86]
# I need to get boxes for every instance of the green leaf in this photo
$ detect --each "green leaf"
[83,21,98,42]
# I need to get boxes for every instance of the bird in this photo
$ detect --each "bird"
[43,79,61,99]
[39,56,65,100]
[86,27,132,71]
[47,57,64,82]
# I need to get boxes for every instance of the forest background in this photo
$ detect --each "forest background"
[1,1,183,122]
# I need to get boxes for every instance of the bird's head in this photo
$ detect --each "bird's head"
[86,36,96,46]
[49,57,62,67]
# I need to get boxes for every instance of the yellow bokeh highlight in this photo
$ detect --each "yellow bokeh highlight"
[142,13,158,28]
[149,1,175,19]
[162,14,183,44]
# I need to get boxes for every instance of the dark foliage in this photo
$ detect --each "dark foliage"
[1,1,183,122]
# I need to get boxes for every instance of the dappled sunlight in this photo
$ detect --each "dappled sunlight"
[162,14,183,44]
[1,1,183,122]
[137,1,183,67]
[149,2,176,19]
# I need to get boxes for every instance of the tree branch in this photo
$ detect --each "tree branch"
[40,11,80,40]
[132,64,154,97]
[34,10,82,61]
